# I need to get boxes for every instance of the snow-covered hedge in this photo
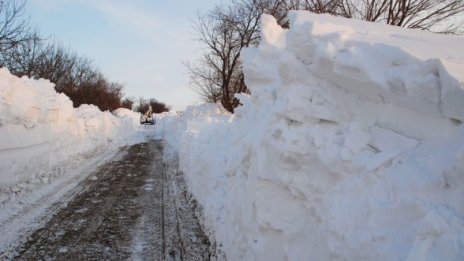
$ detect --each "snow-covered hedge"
[161,11,464,260]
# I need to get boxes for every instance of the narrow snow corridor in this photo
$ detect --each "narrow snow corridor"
[9,141,213,260]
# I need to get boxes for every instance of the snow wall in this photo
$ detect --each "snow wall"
[0,68,145,202]
[160,11,464,260]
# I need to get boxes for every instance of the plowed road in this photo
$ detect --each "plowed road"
[11,141,214,260]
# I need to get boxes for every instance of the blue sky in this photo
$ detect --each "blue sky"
[26,0,219,111]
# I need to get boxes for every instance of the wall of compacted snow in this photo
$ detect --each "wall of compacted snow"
[0,68,147,203]
[160,11,464,260]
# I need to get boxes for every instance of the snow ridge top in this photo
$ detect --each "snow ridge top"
[255,12,464,122]
[167,11,464,260]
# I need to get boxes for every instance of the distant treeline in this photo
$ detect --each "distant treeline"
[122,97,170,114]
[0,0,169,113]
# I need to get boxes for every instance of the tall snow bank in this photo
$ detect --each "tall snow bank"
[159,104,230,159]
[0,68,147,199]
[163,11,464,260]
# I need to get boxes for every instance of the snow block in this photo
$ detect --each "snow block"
[160,11,464,261]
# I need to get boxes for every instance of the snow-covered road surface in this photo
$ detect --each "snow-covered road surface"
[4,141,215,260]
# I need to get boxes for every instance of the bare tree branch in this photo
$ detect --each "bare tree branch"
[188,0,464,112]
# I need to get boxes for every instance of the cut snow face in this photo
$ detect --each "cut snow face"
[160,11,464,260]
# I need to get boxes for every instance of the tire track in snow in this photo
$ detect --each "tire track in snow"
[8,140,213,260]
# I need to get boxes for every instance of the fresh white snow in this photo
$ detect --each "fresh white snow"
[0,68,154,253]
[159,11,464,261]
[1,9,464,260]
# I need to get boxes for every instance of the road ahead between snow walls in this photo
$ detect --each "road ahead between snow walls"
[4,141,219,260]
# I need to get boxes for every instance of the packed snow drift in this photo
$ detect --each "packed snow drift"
[160,11,464,260]
[0,68,148,191]
[0,68,153,251]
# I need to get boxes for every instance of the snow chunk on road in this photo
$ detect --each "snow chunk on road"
[161,11,464,261]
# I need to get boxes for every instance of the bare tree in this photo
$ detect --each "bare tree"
[295,0,464,33]
[351,0,464,34]
[70,71,125,111]
[281,0,464,33]
[149,98,170,113]
[121,97,135,110]
[0,31,42,76]
[300,0,345,15]
[0,0,39,60]
[187,0,342,112]
[188,0,281,113]
[189,0,464,112]
[36,44,96,93]
[4,38,128,112]
[0,1,139,112]
[135,98,170,114]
